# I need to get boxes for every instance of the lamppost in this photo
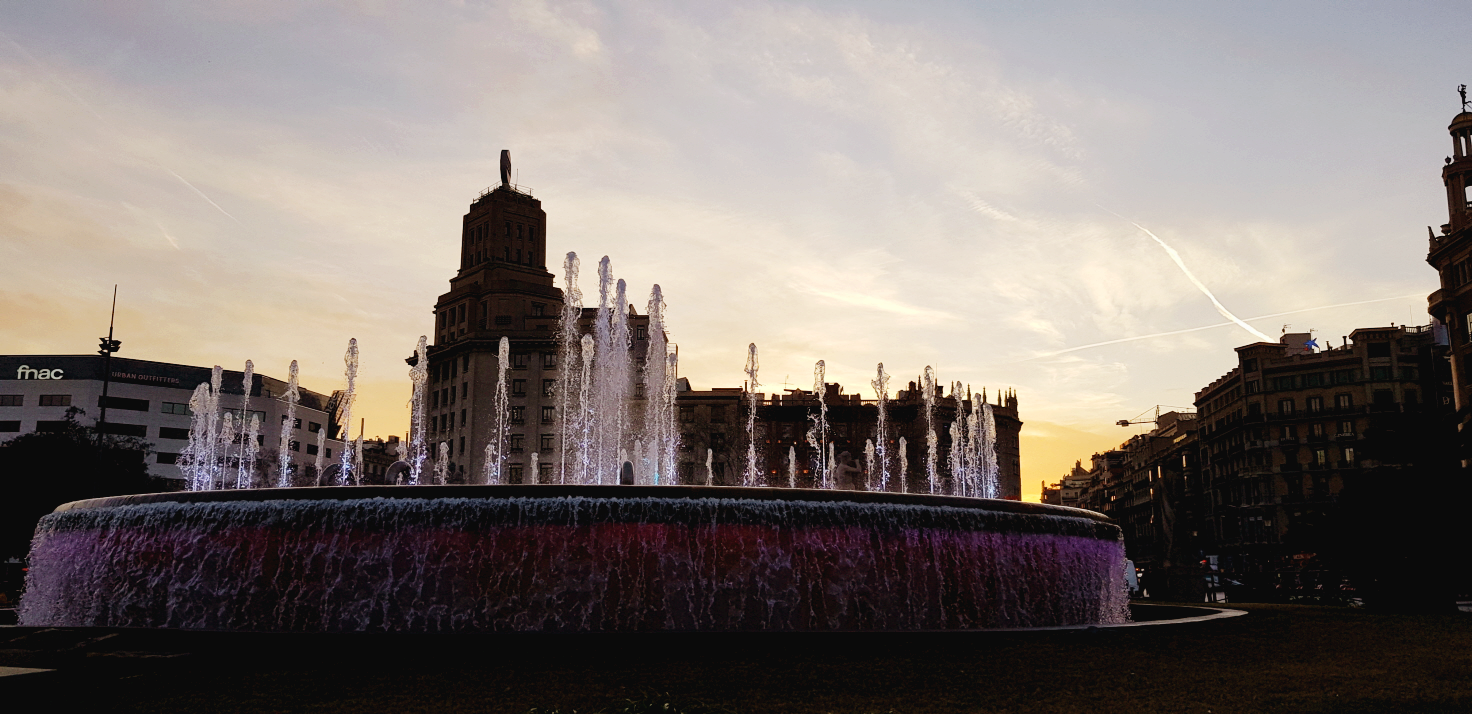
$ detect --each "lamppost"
[97,285,122,433]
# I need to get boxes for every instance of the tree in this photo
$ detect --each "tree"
[0,407,173,561]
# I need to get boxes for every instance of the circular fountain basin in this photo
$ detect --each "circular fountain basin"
[19,485,1128,632]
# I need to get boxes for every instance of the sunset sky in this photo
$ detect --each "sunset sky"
[2,2,1468,500]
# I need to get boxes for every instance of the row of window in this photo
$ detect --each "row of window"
[437,432,556,457]
[432,406,558,432]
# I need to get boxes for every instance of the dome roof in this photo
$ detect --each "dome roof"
[1451,111,1472,130]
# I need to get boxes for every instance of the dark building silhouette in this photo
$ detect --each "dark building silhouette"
[1426,107,1472,465]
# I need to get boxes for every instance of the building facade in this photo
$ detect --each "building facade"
[0,355,343,483]
[1425,106,1472,465]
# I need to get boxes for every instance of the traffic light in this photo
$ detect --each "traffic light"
[98,337,121,355]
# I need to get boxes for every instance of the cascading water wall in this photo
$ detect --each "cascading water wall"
[806,360,829,488]
[337,339,359,485]
[923,366,938,494]
[278,360,300,487]
[578,334,595,484]
[485,336,510,484]
[871,363,890,491]
[237,360,255,489]
[558,253,583,484]
[744,343,760,487]
[898,436,908,494]
[409,337,429,485]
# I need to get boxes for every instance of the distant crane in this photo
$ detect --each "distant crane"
[1116,405,1195,428]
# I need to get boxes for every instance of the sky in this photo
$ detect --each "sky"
[1,1,1468,501]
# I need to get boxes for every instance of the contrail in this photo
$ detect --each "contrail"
[1024,293,1425,361]
[1127,220,1273,342]
[160,166,239,223]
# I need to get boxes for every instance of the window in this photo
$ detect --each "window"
[636,325,647,340]
[99,396,149,412]
[1278,399,1294,415]
[458,304,466,324]
[159,426,190,440]
[432,391,440,409]
[1306,396,1323,413]
[1281,425,1298,439]
[512,379,526,397]
[462,382,468,399]
[1334,394,1352,409]
[509,464,525,484]
[540,433,555,450]
[1373,390,1394,407]
[307,443,319,456]
[510,434,525,452]
[1370,366,1392,381]
[1310,423,1325,437]
[543,379,556,397]
[157,453,180,465]
[293,418,302,429]
[1304,373,1325,387]
[0,421,19,432]
[711,433,727,451]
[496,315,512,325]
[531,303,545,317]
[1367,342,1391,358]
[0,395,20,407]
[512,353,530,370]
[541,406,555,423]
[1338,421,1354,435]
[1243,358,1259,372]
[98,422,146,437]
[1246,381,1260,394]
[511,406,525,424]
[460,408,466,427]
[308,421,321,433]
[680,406,695,423]
[290,440,300,452]
[680,434,694,452]
[1332,370,1355,384]
[39,394,71,407]
[1399,367,1419,380]
[542,353,557,369]
[325,448,332,459]
[539,463,553,482]
[1343,447,1356,462]
[459,436,465,455]
[1273,376,1296,391]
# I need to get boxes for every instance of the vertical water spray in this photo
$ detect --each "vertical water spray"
[922,366,938,494]
[578,334,595,485]
[314,428,326,483]
[241,414,260,489]
[864,439,876,491]
[611,278,632,481]
[947,420,963,497]
[183,383,212,491]
[825,443,835,490]
[705,448,713,486]
[435,442,448,485]
[486,336,510,484]
[530,451,539,484]
[787,445,797,488]
[277,360,300,487]
[217,412,234,490]
[644,285,674,486]
[662,352,679,482]
[558,253,583,484]
[809,361,828,485]
[236,360,255,489]
[898,436,908,493]
[337,339,359,485]
[744,343,760,486]
[409,337,429,485]
[871,363,890,491]
[979,399,998,498]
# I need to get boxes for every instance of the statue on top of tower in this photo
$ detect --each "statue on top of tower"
[500,149,512,188]
[1460,84,1468,112]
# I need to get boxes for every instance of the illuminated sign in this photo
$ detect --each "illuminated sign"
[15,365,64,380]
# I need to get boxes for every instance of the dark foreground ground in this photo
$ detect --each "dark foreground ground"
[1,603,1470,713]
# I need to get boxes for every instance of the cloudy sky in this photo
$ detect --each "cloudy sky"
[2,1,1467,499]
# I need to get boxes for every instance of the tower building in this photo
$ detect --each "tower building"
[1425,95,1472,463]
[422,152,565,482]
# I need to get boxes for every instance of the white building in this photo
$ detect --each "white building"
[0,355,345,484]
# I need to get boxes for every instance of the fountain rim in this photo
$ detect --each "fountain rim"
[50,484,1114,523]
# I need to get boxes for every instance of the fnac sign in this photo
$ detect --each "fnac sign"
[15,366,64,380]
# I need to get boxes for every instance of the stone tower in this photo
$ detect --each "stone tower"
[1426,103,1472,464]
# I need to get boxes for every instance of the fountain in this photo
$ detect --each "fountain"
[18,250,1131,634]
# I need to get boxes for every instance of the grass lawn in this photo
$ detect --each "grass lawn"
[3,603,1471,713]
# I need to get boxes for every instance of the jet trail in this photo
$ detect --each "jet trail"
[1128,220,1273,342]
[160,166,240,223]
[1025,293,1424,361]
